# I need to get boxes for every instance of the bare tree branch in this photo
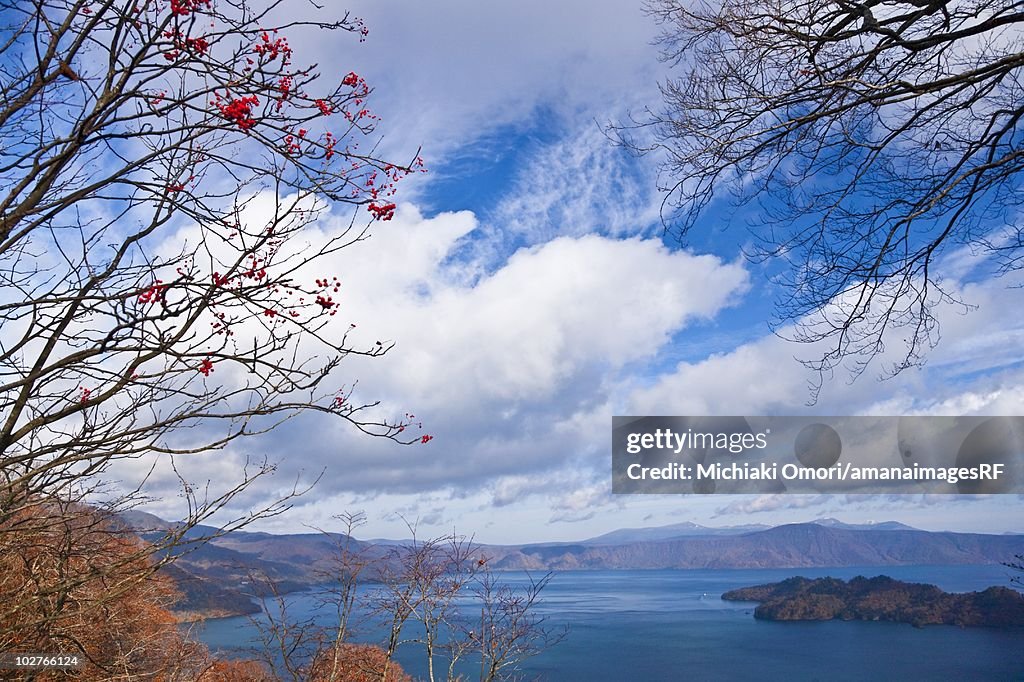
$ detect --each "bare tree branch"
[613,0,1024,398]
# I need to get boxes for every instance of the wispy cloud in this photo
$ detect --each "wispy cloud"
[487,124,661,243]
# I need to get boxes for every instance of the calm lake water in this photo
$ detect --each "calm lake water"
[196,565,1024,681]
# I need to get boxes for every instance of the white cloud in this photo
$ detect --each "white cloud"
[302,0,663,163]
[628,270,1024,417]
[131,201,749,517]
[548,483,617,523]
[325,206,749,408]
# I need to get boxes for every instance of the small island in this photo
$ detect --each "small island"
[722,575,1024,628]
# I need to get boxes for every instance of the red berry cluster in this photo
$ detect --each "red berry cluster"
[138,280,167,304]
[209,310,232,336]
[198,358,214,376]
[350,156,425,204]
[187,36,210,54]
[283,134,302,155]
[169,0,211,17]
[254,31,293,65]
[354,17,369,42]
[324,131,337,160]
[315,99,333,116]
[276,76,293,111]
[314,277,340,291]
[367,202,396,221]
[162,30,210,60]
[212,94,260,131]
[315,294,337,312]
[313,276,341,315]
[243,254,268,280]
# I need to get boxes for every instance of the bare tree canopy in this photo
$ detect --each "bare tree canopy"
[620,0,1024,390]
[247,514,564,682]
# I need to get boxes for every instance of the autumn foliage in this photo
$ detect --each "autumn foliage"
[0,502,198,680]
[0,500,421,681]
[308,643,413,682]
[194,658,276,682]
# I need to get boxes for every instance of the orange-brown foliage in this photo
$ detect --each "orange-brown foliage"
[0,502,422,682]
[308,642,413,682]
[195,657,274,681]
[0,501,257,681]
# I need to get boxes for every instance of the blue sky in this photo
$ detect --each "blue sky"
[133,0,1024,543]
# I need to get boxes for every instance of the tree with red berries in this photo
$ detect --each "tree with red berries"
[0,0,426,659]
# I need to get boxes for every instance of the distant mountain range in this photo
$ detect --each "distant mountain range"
[117,514,1023,618]
[578,518,919,545]
[487,523,1023,571]
[580,521,770,544]
[806,517,921,532]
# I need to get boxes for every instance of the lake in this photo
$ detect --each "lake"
[196,565,1024,680]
